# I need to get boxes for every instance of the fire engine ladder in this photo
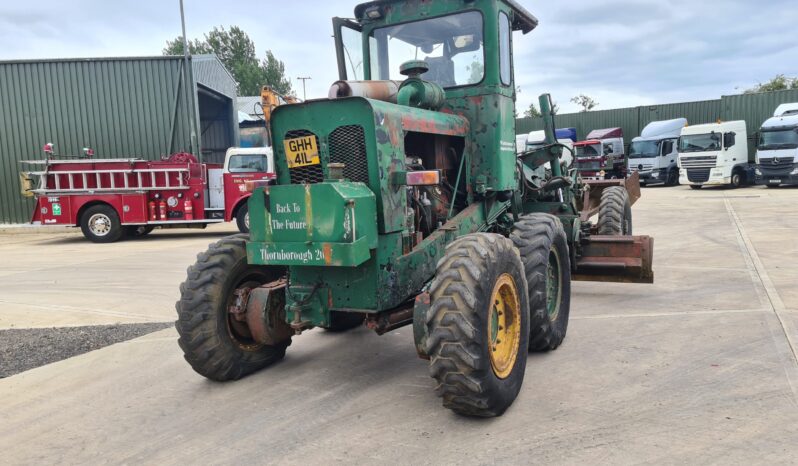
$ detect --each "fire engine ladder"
[22,159,191,195]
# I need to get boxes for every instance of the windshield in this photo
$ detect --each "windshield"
[369,11,484,88]
[629,140,660,158]
[678,133,722,153]
[759,129,798,150]
[228,154,267,173]
[575,144,601,157]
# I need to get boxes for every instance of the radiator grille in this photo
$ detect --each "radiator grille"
[680,155,717,169]
[687,168,711,183]
[758,158,794,174]
[328,125,369,183]
[284,130,323,184]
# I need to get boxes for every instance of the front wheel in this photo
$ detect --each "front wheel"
[730,170,743,188]
[665,169,679,186]
[80,204,124,243]
[236,203,250,234]
[511,214,572,351]
[427,233,530,417]
[597,186,632,235]
[175,235,289,381]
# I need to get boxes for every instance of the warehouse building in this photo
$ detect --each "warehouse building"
[0,55,238,224]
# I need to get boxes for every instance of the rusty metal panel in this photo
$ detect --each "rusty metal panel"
[0,55,238,224]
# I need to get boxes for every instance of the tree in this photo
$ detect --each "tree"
[524,103,541,118]
[571,94,599,112]
[163,26,294,97]
[744,75,798,94]
[261,51,293,96]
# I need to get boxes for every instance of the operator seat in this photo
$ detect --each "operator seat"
[423,56,456,88]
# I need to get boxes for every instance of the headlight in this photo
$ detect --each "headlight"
[651,170,660,177]
[755,168,762,175]
[791,166,798,175]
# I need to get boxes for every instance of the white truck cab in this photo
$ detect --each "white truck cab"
[223,147,274,174]
[754,103,798,187]
[525,130,574,168]
[628,118,686,186]
[678,120,750,189]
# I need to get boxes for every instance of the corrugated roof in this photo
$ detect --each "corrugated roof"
[237,96,264,117]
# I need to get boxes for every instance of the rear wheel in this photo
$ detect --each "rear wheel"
[236,203,250,234]
[427,233,530,417]
[80,204,124,243]
[511,214,571,351]
[175,234,289,381]
[597,186,632,235]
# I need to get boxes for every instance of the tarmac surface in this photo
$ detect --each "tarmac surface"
[1,185,797,464]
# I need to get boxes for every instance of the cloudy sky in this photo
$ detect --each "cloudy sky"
[1,0,796,114]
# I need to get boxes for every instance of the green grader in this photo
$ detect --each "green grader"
[176,0,653,417]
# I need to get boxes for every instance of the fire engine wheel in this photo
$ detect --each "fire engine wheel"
[175,234,289,381]
[427,233,530,417]
[236,204,250,234]
[511,214,572,352]
[597,186,632,236]
[80,205,124,243]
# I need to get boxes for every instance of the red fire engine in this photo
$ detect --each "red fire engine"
[20,146,274,242]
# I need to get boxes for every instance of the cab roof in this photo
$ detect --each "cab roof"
[354,0,539,33]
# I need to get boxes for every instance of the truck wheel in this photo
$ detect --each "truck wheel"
[510,214,571,351]
[690,185,702,190]
[597,186,632,235]
[236,204,250,234]
[427,233,530,417]
[730,170,743,188]
[126,225,155,237]
[80,205,124,243]
[175,234,289,381]
[325,311,365,332]
[666,169,679,186]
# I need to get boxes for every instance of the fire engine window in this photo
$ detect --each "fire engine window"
[499,12,511,85]
[228,154,267,173]
[370,11,484,88]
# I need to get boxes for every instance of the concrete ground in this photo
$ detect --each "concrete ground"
[1,186,797,464]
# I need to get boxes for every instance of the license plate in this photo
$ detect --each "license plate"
[284,135,320,168]
[770,180,781,184]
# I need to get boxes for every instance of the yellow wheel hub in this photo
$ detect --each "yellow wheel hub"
[488,273,522,379]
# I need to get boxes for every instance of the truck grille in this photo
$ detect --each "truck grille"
[285,130,324,184]
[687,168,711,183]
[758,158,794,175]
[680,155,717,169]
[329,125,369,183]
[576,160,601,170]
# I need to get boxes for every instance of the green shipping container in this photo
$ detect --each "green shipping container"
[0,55,239,224]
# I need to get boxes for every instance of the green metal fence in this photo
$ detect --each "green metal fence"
[0,55,238,224]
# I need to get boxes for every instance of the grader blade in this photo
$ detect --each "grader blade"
[573,234,654,284]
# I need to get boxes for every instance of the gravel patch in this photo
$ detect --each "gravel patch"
[0,322,172,378]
